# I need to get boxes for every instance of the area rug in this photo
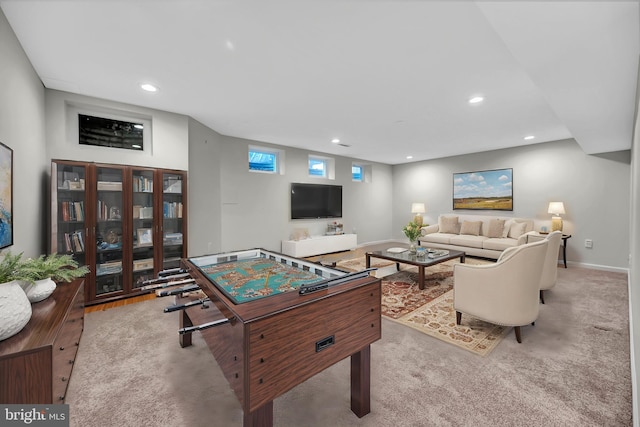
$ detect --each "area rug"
[336,256,508,356]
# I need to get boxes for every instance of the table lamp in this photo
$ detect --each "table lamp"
[548,202,565,232]
[411,202,426,226]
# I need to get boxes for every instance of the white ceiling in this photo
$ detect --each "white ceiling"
[1,0,638,165]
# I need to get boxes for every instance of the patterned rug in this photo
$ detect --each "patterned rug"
[336,256,509,356]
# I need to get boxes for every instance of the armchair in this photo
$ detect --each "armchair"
[453,239,548,343]
[538,231,563,304]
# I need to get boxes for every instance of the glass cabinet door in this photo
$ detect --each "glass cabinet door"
[161,171,185,270]
[132,169,155,290]
[95,166,124,296]
[52,162,87,267]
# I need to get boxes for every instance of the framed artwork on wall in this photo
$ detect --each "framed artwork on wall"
[453,168,513,211]
[0,142,12,248]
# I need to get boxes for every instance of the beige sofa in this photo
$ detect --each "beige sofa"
[418,214,535,259]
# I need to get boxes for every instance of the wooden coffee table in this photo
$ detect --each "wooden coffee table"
[366,248,466,290]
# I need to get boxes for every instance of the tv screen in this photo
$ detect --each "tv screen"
[291,183,342,219]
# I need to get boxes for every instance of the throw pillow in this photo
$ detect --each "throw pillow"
[439,216,459,234]
[487,219,506,238]
[508,221,527,239]
[502,220,513,238]
[460,220,482,236]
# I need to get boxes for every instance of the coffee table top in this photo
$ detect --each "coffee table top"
[366,248,465,267]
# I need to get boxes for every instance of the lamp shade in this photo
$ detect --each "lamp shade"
[548,202,565,215]
[411,203,426,214]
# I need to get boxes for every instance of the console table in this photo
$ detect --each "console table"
[0,279,84,403]
[281,233,357,257]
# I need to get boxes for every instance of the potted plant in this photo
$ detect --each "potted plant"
[0,252,32,341]
[17,253,89,303]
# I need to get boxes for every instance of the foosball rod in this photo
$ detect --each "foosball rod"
[139,278,196,292]
[178,318,231,335]
[164,298,210,313]
[156,284,200,297]
[140,272,191,286]
[158,268,187,277]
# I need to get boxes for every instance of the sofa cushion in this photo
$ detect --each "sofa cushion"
[421,233,455,245]
[508,222,527,239]
[460,220,482,236]
[483,237,519,251]
[449,234,488,249]
[487,219,506,238]
[439,216,460,234]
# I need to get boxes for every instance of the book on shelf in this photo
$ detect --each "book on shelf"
[164,232,183,244]
[97,181,122,191]
[63,229,85,253]
[61,201,84,221]
[163,201,183,218]
[133,176,153,192]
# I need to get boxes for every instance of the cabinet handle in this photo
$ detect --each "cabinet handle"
[59,346,64,351]
[61,377,67,382]
[68,359,74,364]
[58,396,64,401]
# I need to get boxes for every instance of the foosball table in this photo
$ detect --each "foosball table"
[143,249,381,427]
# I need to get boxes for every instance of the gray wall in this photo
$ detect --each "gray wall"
[187,118,223,257]
[629,62,639,426]
[186,132,394,257]
[392,139,631,270]
[0,9,47,257]
[45,90,189,171]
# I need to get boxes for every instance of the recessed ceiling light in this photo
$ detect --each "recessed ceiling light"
[331,138,340,144]
[225,39,235,51]
[524,135,535,140]
[140,83,158,92]
[468,96,484,104]
[406,155,413,160]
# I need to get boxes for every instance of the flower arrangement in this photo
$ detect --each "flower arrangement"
[402,221,423,242]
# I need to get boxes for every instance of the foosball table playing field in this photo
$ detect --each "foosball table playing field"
[142,248,381,427]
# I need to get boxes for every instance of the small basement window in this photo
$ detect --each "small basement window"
[249,148,280,173]
[79,114,144,151]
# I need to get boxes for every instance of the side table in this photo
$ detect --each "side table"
[528,233,571,268]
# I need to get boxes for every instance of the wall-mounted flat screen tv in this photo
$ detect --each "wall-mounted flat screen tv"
[291,183,342,219]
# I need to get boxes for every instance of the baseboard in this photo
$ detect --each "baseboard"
[567,261,630,274]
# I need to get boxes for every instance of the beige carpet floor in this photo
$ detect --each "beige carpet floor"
[337,257,508,356]
[65,265,632,426]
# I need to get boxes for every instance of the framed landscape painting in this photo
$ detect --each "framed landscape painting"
[0,142,12,248]
[453,168,513,211]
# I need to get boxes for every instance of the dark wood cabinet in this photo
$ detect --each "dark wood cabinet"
[51,160,187,305]
[0,279,84,403]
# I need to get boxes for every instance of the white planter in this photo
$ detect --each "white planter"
[0,280,32,341]
[20,278,57,303]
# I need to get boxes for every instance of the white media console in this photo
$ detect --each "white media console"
[281,234,358,258]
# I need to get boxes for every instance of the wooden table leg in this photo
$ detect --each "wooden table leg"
[243,401,273,427]
[418,266,425,290]
[179,309,193,348]
[351,345,371,418]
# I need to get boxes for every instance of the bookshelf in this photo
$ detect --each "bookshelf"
[51,160,187,305]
